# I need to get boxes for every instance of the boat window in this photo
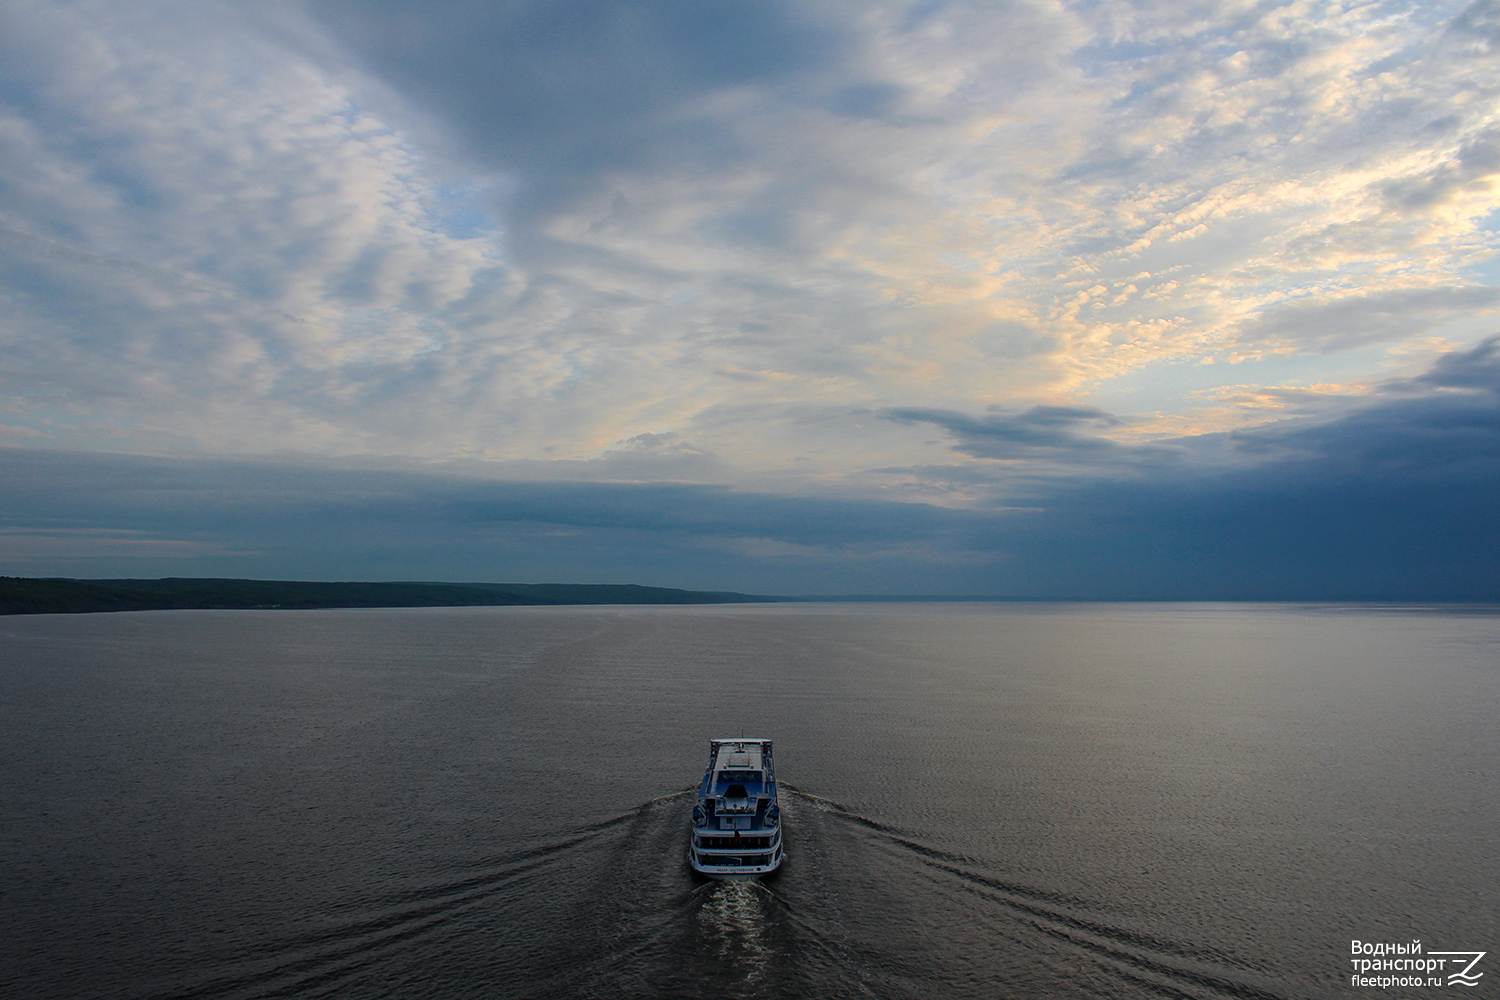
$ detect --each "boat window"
[698,836,771,849]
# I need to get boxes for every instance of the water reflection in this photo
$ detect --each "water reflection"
[694,880,776,984]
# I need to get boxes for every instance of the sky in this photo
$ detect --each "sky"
[0,0,1497,598]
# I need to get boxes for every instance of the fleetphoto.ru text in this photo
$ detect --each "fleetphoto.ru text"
[1350,940,1485,989]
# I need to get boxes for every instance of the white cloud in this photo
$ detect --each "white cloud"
[0,0,508,452]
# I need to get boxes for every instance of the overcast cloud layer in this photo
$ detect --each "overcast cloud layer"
[1,0,1497,595]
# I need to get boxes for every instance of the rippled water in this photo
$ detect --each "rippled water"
[2,603,1497,999]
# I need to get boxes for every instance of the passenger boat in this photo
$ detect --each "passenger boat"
[689,738,784,879]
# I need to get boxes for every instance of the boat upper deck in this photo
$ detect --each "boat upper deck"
[709,738,770,772]
[700,738,777,803]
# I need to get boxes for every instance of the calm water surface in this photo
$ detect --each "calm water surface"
[2,603,1496,999]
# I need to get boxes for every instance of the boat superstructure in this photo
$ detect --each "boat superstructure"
[689,738,784,879]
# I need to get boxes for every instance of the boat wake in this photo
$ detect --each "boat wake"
[130,787,1311,1000]
[781,784,1304,1000]
[142,811,648,1000]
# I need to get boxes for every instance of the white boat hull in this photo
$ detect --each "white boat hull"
[688,846,785,880]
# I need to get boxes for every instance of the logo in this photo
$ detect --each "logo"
[1426,951,1486,988]
[1350,940,1486,989]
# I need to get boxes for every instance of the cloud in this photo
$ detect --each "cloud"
[303,0,844,209]
[0,0,1496,596]
[0,0,518,455]
[2,338,1494,597]
[0,446,1003,592]
[881,404,1141,462]
[1020,336,1500,597]
[1401,330,1500,390]
[1238,286,1500,353]
[1221,335,1500,469]
[1439,0,1500,58]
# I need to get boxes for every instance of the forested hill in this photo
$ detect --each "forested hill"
[0,577,782,615]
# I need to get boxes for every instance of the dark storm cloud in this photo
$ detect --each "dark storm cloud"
[1400,331,1500,390]
[0,448,994,592]
[0,452,963,544]
[1004,337,1500,598]
[1225,336,1500,467]
[3,339,1496,597]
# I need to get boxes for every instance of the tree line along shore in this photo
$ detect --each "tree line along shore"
[0,577,781,615]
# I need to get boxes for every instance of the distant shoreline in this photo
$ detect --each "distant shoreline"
[5,577,1498,616]
[0,577,786,615]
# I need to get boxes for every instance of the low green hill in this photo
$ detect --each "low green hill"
[0,577,782,615]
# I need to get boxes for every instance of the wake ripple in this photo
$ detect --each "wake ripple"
[145,797,689,1000]
[132,786,1305,1000]
[782,785,1296,1000]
